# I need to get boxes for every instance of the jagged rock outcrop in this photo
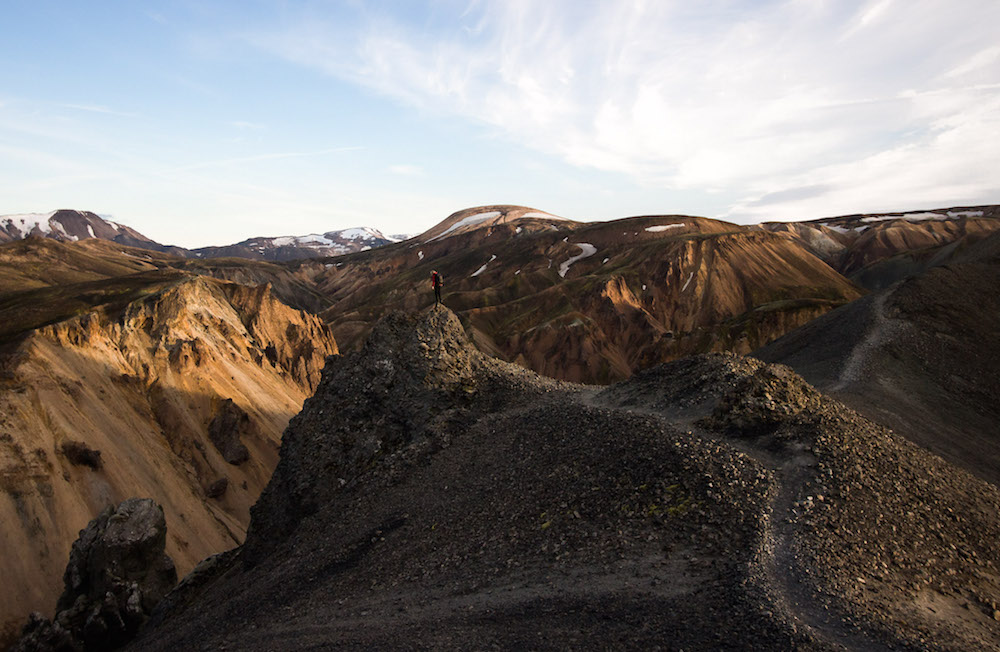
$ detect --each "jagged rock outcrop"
[13,499,177,652]
[243,306,560,560]
[129,308,1000,650]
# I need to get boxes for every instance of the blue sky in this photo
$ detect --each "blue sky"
[2,0,998,248]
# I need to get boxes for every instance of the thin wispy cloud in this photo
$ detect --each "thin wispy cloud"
[388,164,423,176]
[61,103,135,117]
[3,1,997,245]
[176,146,363,171]
[250,0,1000,221]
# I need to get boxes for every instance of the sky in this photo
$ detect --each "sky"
[1,0,998,248]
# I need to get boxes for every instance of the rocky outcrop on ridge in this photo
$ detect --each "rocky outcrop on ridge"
[129,307,1000,650]
[242,306,567,560]
[13,498,177,652]
[207,399,252,466]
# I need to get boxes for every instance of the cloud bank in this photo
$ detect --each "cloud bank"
[250,0,1000,221]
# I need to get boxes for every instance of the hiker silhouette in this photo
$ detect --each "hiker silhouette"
[431,270,443,305]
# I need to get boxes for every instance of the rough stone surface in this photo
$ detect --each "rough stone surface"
[13,498,177,652]
[204,477,228,499]
[206,399,251,465]
[129,308,1000,651]
[59,441,102,470]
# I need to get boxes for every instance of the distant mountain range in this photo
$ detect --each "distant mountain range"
[0,210,402,262]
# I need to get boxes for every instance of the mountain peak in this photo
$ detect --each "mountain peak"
[418,205,574,243]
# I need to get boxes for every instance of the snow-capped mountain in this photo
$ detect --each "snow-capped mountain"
[190,227,402,261]
[0,209,186,255]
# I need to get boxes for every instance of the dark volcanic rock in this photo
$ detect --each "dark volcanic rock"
[702,361,824,437]
[127,307,1000,651]
[207,399,251,465]
[755,233,1000,487]
[205,478,228,499]
[242,306,555,562]
[60,441,102,470]
[13,498,177,652]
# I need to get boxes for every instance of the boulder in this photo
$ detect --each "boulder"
[207,399,251,465]
[13,498,177,651]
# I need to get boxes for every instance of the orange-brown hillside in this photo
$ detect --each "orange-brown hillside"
[0,270,336,642]
[759,206,1000,289]
[301,209,863,383]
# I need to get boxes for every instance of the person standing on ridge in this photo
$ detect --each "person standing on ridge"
[431,270,443,305]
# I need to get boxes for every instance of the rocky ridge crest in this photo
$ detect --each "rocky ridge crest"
[131,307,1000,650]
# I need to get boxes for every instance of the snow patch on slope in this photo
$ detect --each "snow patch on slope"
[1,211,57,236]
[645,224,684,233]
[336,227,395,242]
[522,211,569,221]
[471,254,497,278]
[428,211,502,242]
[296,234,337,246]
[559,243,597,278]
[859,212,955,224]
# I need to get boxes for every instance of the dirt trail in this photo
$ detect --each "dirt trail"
[581,387,896,651]
[832,289,907,392]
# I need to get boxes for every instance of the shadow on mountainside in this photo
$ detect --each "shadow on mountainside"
[126,306,1000,651]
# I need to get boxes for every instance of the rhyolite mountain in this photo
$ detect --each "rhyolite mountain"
[305,204,1000,384]
[757,205,1000,290]
[0,210,188,256]
[4,202,1000,648]
[188,227,401,262]
[124,307,1000,650]
[0,242,337,644]
[302,205,867,383]
[0,236,333,314]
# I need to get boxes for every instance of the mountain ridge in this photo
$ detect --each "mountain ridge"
[126,306,1000,650]
[309,213,864,383]
[755,229,1000,487]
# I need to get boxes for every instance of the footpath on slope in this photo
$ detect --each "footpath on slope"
[129,306,1000,651]
[593,358,886,650]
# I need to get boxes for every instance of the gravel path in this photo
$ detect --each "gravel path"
[586,389,896,651]
[831,290,908,392]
